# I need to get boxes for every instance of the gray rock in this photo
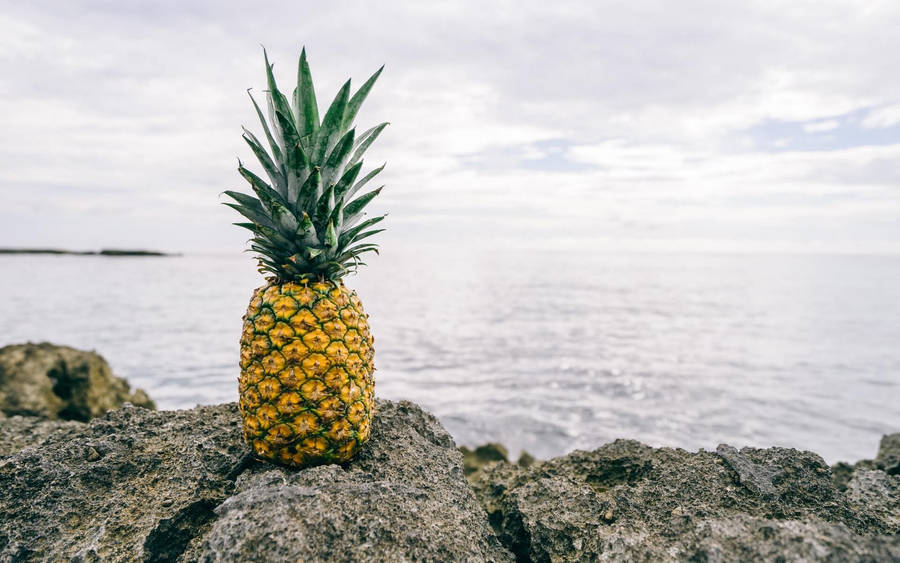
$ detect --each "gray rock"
[594,515,900,562]
[460,443,538,478]
[516,450,537,468]
[0,415,83,456]
[495,476,608,561]
[831,432,900,490]
[184,400,512,562]
[0,400,512,562]
[0,342,155,421]
[3,388,893,562]
[460,442,510,476]
[715,443,782,498]
[845,469,899,529]
[876,433,900,475]
[469,439,900,562]
[830,460,858,490]
[0,403,247,562]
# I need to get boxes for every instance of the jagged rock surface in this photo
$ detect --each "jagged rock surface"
[2,366,896,563]
[183,400,511,562]
[0,403,246,562]
[0,400,511,562]
[0,342,155,420]
[468,437,900,562]
[877,433,900,475]
[833,433,900,490]
[0,414,83,456]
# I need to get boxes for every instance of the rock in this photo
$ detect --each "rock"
[0,342,155,421]
[831,432,900,490]
[469,439,900,561]
[0,400,512,562]
[460,442,509,475]
[830,461,857,490]
[716,443,782,498]
[516,450,537,468]
[184,400,511,562]
[0,403,247,562]
[876,433,900,476]
[2,388,893,562]
[493,476,608,560]
[0,415,83,456]
[845,470,899,529]
[460,443,538,477]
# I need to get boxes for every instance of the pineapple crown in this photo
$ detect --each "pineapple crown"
[225,47,387,282]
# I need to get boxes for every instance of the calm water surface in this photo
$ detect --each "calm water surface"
[1,248,898,463]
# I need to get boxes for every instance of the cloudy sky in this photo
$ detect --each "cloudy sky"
[2,0,899,254]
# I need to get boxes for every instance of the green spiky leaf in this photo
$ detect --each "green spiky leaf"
[294,47,319,137]
[343,66,383,130]
[263,49,294,132]
[314,79,350,163]
[299,212,319,246]
[349,122,388,166]
[322,128,355,187]
[247,90,282,163]
[242,130,285,194]
[237,164,288,212]
[223,190,262,211]
[348,163,384,199]
[339,215,385,246]
[224,203,276,230]
[314,183,335,226]
[344,186,382,219]
[333,161,363,200]
[297,167,322,211]
[324,220,338,249]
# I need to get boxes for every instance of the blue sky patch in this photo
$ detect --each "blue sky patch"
[745,107,900,152]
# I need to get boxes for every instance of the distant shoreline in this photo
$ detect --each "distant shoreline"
[0,248,180,257]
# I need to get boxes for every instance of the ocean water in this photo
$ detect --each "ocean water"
[1,248,898,464]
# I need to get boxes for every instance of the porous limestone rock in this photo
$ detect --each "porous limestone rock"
[183,400,512,562]
[0,400,511,562]
[0,403,247,561]
[468,439,900,561]
[0,342,155,420]
[0,414,83,456]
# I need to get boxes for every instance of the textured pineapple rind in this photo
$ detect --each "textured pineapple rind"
[238,279,374,467]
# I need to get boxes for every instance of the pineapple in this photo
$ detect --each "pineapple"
[225,48,386,467]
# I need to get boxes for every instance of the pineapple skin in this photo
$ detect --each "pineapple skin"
[238,279,374,467]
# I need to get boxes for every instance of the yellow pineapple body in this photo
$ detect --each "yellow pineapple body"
[239,279,374,467]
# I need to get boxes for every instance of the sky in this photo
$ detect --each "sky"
[1,0,899,254]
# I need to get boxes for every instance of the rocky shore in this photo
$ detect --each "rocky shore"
[0,344,897,561]
[462,439,899,561]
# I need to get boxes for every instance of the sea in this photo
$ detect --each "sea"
[1,247,898,464]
